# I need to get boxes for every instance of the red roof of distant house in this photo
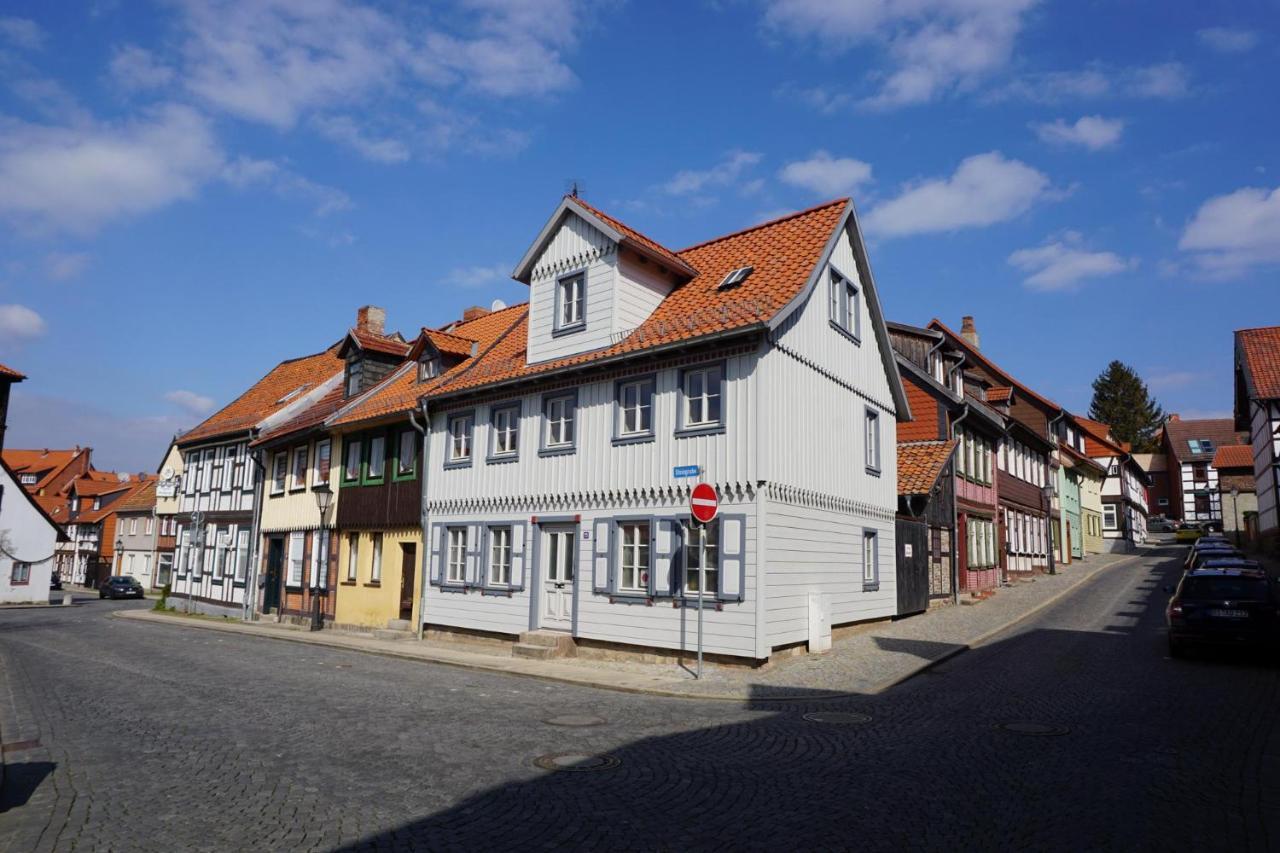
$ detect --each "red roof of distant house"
[115,479,158,513]
[414,327,476,359]
[347,327,411,357]
[1162,417,1247,463]
[1238,326,1280,400]
[2,447,89,493]
[0,362,25,380]
[1212,444,1254,470]
[0,457,68,539]
[897,439,958,496]
[1075,417,1124,457]
[987,386,1012,403]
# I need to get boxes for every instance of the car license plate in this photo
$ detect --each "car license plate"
[1209,609,1247,618]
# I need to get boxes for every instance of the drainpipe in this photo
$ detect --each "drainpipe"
[948,405,970,604]
[1047,410,1066,565]
[411,400,430,642]
[243,434,268,621]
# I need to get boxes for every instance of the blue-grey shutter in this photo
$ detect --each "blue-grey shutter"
[717,514,746,602]
[428,524,444,586]
[509,523,526,591]
[465,524,481,587]
[592,518,610,594]
[650,518,675,597]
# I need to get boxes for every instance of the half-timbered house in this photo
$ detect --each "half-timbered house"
[1235,326,1280,549]
[418,195,909,664]
[1158,415,1247,527]
[1077,417,1150,551]
[896,439,958,610]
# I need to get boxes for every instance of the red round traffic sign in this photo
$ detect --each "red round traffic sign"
[690,482,719,524]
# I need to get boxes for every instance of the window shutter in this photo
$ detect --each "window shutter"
[650,518,675,597]
[510,523,526,592]
[592,518,610,594]
[717,514,746,602]
[428,524,444,586]
[465,524,481,586]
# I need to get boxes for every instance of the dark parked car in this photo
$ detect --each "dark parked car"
[50,571,62,591]
[1186,548,1245,572]
[100,576,145,599]
[1183,539,1236,569]
[1166,569,1279,657]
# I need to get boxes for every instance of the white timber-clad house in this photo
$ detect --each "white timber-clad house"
[419,195,910,663]
[1,458,64,603]
[1078,418,1149,552]
[1236,327,1280,545]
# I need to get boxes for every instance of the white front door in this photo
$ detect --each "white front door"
[541,526,575,630]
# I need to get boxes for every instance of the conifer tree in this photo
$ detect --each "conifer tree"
[1088,361,1165,452]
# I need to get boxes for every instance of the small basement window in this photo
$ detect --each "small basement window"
[718,266,753,289]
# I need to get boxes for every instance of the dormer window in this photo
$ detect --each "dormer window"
[419,355,441,382]
[344,358,361,397]
[555,272,585,333]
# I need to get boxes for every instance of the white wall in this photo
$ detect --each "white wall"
[1252,401,1279,535]
[1,464,59,603]
[526,214,619,364]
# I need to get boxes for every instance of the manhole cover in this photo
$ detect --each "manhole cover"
[997,722,1070,736]
[803,711,872,725]
[542,714,607,728]
[533,752,620,772]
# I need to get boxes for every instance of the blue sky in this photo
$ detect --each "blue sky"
[1,0,1276,472]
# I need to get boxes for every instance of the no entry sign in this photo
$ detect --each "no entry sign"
[690,482,719,524]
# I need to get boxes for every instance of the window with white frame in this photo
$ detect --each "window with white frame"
[447,528,467,583]
[367,435,386,479]
[556,271,585,329]
[315,439,331,484]
[544,395,575,449]
[310,531,327,587]
[272,452,287,494]
[491,405,519,457]
[487,526,512,586]
[865,408,881,472]
[1103,504,1118,530]
[397,430,416,476]
[129,518,138,535]
[223,447,236,489]
[291,445,308,490]
[448,415,473,462]
[682,365,722,430]
[344,440,361,481]
[11,562,30,584]
[829,267,860,339]
[863,529,879,586]
[371,533,383,583]
[346,533,359,582]
[682,520,719,595]
[145,516,153,536]
[235,530,250,582]
[287,531,305,586]
[617,378,654,438]
[618,521,650,593]
[419,355,441,382]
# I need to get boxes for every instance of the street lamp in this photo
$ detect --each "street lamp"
[310,484,332,632]
[1231,487,1241,548]
[1040,484,1056,575]
[115,537,124,578]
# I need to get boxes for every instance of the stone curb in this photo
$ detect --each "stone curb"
[109,550,1153,702]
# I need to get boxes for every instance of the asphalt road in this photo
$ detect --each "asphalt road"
[2,545,1278,852]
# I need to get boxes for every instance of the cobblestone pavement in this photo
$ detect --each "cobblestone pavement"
[2,544,1279,851]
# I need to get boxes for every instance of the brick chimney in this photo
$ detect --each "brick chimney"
[960,315,980,349]
[356,305,386,336]
[462,305,490,323]
[1167,413,1180,422]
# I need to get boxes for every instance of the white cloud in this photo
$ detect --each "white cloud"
[0,104,223,235]
[442,263,512,289]
[1126,62,1190,99]
[311,115,410,163]
[109,45,175,91]
[1179,185,1280,278]
[763,0,1037,108]
[1033,115,1124,150]
[990,62,1190,103]
[0,16,44,50]
[864,152,1051,238]
[779,151,873,196]
[164,389,216,415]
[662,150,763,196]
[777,83,854,115]
[1198,27,1258,53]
[44,252,92,282]
[1008,233,1135,291]
[0,304,47,339]
[220,156,351,216]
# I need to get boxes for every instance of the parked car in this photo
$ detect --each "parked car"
[1186,549,1246,572]
[1175,525,1206,543]
[1197,557,1263,572]
[99,576,145,599]
[1166,568,1279,657]
[50,571,62,591]
[1183,540,1238,570]
[1150,517,1178,533]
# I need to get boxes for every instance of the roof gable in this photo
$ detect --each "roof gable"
[897,439,958,496]
[1237,326,1280,400]
[927,319,1063,416]
[0,458,67,539]
[1162,417,1246,463]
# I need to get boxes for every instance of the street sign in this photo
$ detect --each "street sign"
[673,465,701,479]
[690,483,719,524]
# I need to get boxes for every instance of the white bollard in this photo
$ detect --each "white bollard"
[61,593,72,606]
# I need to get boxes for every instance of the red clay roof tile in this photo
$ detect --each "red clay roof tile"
[1212,444,1254,470]
[0,362,25,380]
[1238,326,1280,400]
[897,439,958,496]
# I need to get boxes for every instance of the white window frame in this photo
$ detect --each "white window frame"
[144,516,154,536]
[272,451,288,495]
[346,533,359,582]
[291,445,309,491]
[367,435,387,479]
[235,530,250,582]
[617,378,655,439]
[543,394,576,450]
[680,365,723,432]
[618,521,651,593]
[448,414,473,463]
[447,527,467,584]
[555,271,585,331]
[681,519,719,597]
[370,533,383,583]
[865,407,882,473]
[487,526,512,586]
[1103,504,1118,530]
[315,439,332,485]
[397,430,416,476]
[344,439,361,482]
[864,529,879,588]
[490,405,520,458]
[828,267,860,340]
[287,531,305,587]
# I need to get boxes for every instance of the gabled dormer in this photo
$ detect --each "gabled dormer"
[408,326,476,384]
[512,195,698,365]
[338,305,410,399]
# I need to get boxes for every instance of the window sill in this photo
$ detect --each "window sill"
[673,596,725,610]
[674,424,725,439]
[270,489,286,497]
[288,486,306,494]
[340,580,357,586]
[862,582,880,593]
[480,587,518,597]
[364,581,382,588]
[608,592,654,605]
[485,453,519,465]
[612,433,655,447]
[829,319,861,346]
[442,458,473,470]
[538,445,576,458]
[866,466,881,477]
[551,322,586,338]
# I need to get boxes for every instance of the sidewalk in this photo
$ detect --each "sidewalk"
[114,550,1147,701]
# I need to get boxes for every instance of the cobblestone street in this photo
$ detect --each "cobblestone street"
[3,544,1279,852]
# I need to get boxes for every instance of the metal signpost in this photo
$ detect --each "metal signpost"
[689,482,719,680]
[187,509,204,614]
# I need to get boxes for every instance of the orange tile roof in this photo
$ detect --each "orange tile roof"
[2,447,85,492]
[348,327,411,357]
[987,386,1013,403]
[928,319,1064,414]
[0,362,25,380]
[1212,444,1254,470]
[1238,326,1280,400]
[34,493,70,522]
[1162,417,1246,463]
[1060,442,1106,474]
[571,195,697,277]
[429,199,851,398]
[252,383,346,446]
[897,439,958,496]
[1074,416,1123,457]
[116,479,158,513]
[418,327,476,359]
[71,473,144,498]
[178,344,344,446]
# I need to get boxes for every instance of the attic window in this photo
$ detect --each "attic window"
[718,266,753,289]
[1188,439,1215,454]
[276,385,310,405]
[420,355,441,382]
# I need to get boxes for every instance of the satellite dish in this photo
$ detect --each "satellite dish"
[490,299,507,311]
[161,466,175,481]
